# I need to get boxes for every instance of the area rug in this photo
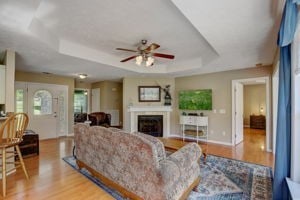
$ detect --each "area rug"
[62,155,273,200]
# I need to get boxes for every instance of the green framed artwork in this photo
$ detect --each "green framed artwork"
[179,89,212,110]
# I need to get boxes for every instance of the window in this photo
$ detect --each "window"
[15,89,24,113]
[74,90,88,113]
[33,90,52,115]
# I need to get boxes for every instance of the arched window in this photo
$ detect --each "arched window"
[33,90,52,115]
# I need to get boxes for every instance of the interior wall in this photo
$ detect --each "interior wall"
[122,77,175,132]
[92,81,123,124]
[175,66,272,144]
[243,84,266,126]
[75,81,92,89]
[15,71,75,134]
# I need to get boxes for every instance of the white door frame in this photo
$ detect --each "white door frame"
[15,81,69,138]
[91,88,100,112]
[272,63,279,154]
[232,76,271,152]
[234,82,244,144]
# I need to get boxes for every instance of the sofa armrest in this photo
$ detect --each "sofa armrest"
[159,159,181,185]
[167,143,201,171]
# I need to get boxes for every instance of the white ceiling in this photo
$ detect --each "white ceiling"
[0,0,284,82]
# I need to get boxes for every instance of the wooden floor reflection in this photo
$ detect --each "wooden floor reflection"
[204,128,274,167]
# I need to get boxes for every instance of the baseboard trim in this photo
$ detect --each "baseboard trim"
[168,134,233,146]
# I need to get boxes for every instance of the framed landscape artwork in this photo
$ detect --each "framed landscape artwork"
[179,89,212,110]
[138,86,161,102]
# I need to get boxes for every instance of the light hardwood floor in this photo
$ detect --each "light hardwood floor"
[1,128,273,199]
[203,127,274,167]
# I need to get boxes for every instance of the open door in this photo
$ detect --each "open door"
[91,88,100,112]
[235,82,244,144]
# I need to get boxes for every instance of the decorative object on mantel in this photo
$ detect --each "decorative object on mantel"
[138,86,161,102]
[162,85,172,106]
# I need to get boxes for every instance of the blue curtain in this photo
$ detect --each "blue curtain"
[273,0,298,199]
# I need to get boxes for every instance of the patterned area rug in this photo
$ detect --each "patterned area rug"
[62,155,272,200]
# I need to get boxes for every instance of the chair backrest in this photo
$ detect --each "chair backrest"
[0,113,29,140]
[88,112,111,126]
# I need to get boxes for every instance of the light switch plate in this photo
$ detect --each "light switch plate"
[219,109,226,114]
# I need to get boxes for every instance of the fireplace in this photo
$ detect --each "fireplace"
[138,115,163,137]
[127,106,172,137]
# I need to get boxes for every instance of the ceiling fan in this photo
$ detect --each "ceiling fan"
[116,40,175,66]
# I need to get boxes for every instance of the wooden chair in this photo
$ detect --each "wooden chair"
[0,113,29,197]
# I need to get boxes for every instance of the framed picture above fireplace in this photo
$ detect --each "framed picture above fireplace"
[138,86,161,102]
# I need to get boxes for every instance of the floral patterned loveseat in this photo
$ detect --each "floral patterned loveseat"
[74,123,202,200]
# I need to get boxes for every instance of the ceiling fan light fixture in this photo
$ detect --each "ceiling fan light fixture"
[135,55,143,66]
[78,74,87,79]
[117,40,174,67]
[146,56,154,67]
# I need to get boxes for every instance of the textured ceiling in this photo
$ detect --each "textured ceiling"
[0,0,283,82]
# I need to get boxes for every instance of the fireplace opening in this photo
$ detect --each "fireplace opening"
[138,115,163,137]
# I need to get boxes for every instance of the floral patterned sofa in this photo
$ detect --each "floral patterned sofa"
[74,123,202,200]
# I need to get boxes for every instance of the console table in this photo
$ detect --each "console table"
[179,116,208,143]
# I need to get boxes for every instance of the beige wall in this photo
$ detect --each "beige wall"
[15,71,75,134]
[123,77,175,132]
[75,81,92,89]
[92,81,123,124]
[175,66,272,144]
[243,84,266,126]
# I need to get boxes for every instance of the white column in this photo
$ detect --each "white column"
[165,112,170,138]
[4,50,15,113]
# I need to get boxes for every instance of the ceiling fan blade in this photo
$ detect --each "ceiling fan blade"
[116,48,137,53]
[144,43,160,52]
[152,53,175,59]
[120,56,136,62]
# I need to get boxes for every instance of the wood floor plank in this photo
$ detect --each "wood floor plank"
[1,128,273,199]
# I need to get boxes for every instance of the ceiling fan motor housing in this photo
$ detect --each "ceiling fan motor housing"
[141,39,147,45]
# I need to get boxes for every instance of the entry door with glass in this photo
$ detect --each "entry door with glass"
[15,82,68,139]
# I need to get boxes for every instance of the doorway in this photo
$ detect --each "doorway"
[232,77,271,152]
[91,88,100,112]
[15,82,68,140]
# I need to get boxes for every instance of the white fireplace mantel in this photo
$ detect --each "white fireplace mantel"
[127,106,173,137]
[127,106,172,112]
